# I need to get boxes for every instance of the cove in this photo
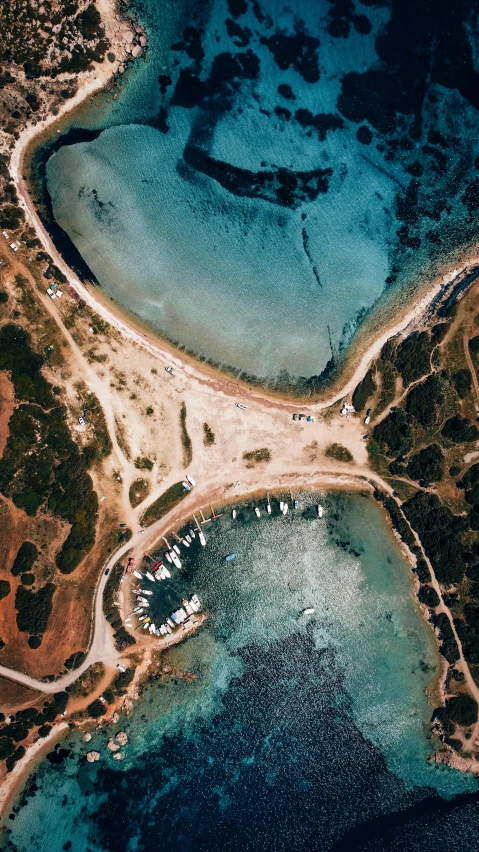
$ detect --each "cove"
[4,494,478,852]
[41,0,479,385]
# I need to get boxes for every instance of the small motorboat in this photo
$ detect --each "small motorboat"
[254,507,261,518]
[301,608,316,616]
[232,508,237,519]
[225,553,236,562]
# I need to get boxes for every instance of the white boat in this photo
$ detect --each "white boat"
[171,551,182,570]
[173,544,181,555]
[182,481,191,491]
[134,607,143,614]
[139,589,153,595]
[167,617,175,629]
[282,503,289,515]
[185,535,192,544]
[178,607,188,621]
[166,624,172,634]
[189,529,196,539]
[279,501,284,512]
[232,508,237,519]
[301,607,316,616]
[254,507,261,518]
[199,530,206,547]
[266,503,271,515]
[186,475,196,487]
[146,572,155,582]
[163,566,171,579]
[317,505,324,518]
[190,594,201,611]
[165,552,172,563]
[184,602,194,616]
[182,538,190,548]
[133,570,143,580]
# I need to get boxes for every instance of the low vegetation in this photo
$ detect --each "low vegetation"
[0,325,98,575]
[0,692,68,771]
[324,443,353,463]
[141,482,187,526]
[103,562,135,651]
[243,448,271,465]
[180,402,193,466]
[15,582,56,643]
[203,422,215,446]
[129,478,150,509]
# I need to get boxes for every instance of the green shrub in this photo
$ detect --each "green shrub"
[87,699,106,719]
[11,542,38,577]
[0,291,8,303]
[373,409,413,456]
[141,482,187,526]
[405,373,445,427]
[64,651,86,670]
[394,331,432,387]
[403,492,466,585]
[0,580,10,600]
[406,444,444,483]
[203,422,215,446]
[352,369,376,412]
[417,584,440,608]
[469,335,479,354]
[446,693,478,727]
[15,583,56,635]
[442,415,479,444]
[6,746,25,772]
[21,573,35,586]
[324,443,353,463]
[180,402,193,466]
[28,635,42,649]
[452,368,472,399]
[243,448,272,463]
[38,724,52,738]
[0,737,14,760]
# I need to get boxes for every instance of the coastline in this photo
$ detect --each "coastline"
[10,59,479,410]
[0,722,69,823]
[4,8,479,826]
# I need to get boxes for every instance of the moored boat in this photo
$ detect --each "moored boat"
[254,507,261,518]
[317,505,324,518]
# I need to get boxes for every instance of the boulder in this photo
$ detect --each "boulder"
[86,751,100,763]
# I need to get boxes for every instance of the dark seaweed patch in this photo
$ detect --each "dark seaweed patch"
[274,106,291,121]
[183,146,332,208]
[171,69,205,108]
[225,18,251,47]
[158,74,172,94]
[356,125,373,145]
[277,83,295,100]
[227,0,247,19]
[261,27,320,83]
[294,108,344,141]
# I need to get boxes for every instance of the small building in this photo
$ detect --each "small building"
[9,242,18,252]
[298,413,306,421]
[340,403,355,415]
[364,408,372,425]
[292,413,297,421]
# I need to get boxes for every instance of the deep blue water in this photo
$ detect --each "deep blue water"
[40,0,479,384]
[4,495,479,851]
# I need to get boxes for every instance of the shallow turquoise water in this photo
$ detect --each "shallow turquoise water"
[42,0,479,382]
[4,495,478,852]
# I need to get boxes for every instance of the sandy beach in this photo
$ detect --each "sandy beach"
[4,0,479,828]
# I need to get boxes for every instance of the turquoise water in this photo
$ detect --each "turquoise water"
[41,0,479,382]
[4,495,478,851]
